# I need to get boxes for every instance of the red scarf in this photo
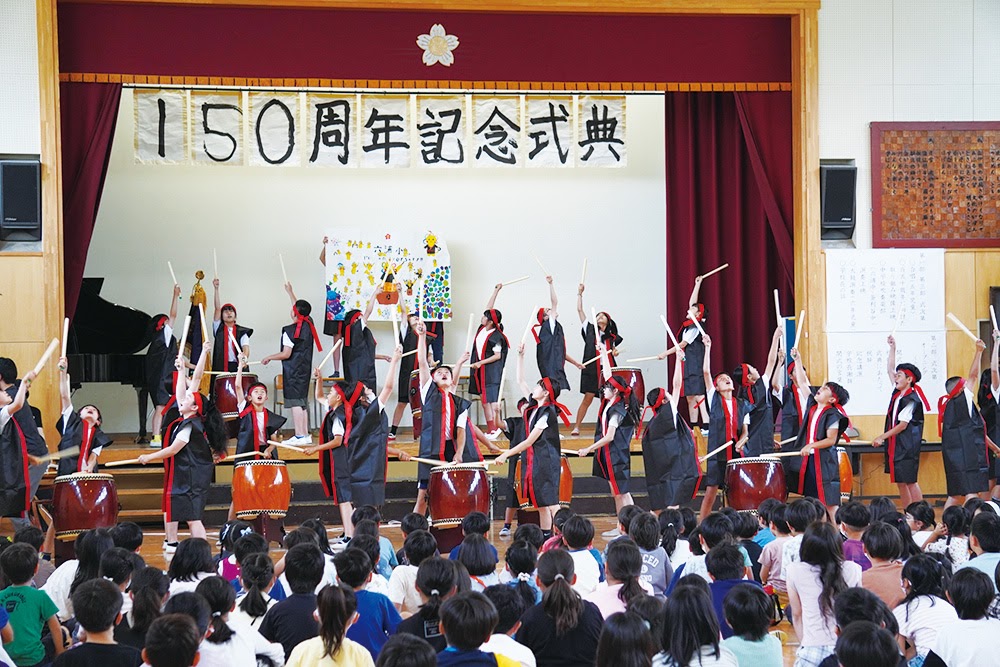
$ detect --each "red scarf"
[637,389,666,438]
[541,378,572,427]
[438,386,458,460]
[740,364,755,404]
[719,393,739,454]
[886,373,930,480]
[530,309,547,344]
[239,403,270,456]
[78,422,95,473]
[937,379,967,438]
[682,304,704,328]
[342,311,363,347]
[293,306,323,352]
[224,323,239,361]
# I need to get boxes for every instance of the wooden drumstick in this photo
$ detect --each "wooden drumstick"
[774,436,797,446]
[533,254,550,276]
[521,310,539,346]
[659,315,682,354]
[947,312,979,342]
[793,309,806,349]
[581,258,587,285]
[316,339,344,373]
[105,458,143,468]
[279,254,288,284]
[699,437,747,463]
[198,302,210,342]
[773,289,782,330]
[626,355,663,363]
[213,248,219,280]
[581,356,599,367]
[890,303,905,337]
[464,312,476,355]
[61,317,70,358]
[561,448,581,456]
[699,263,729,280]
[33,338,59,376]
[390,305,400,345]
[221,451,262,462]
[168,261,178,286]
[29,445,80,464]
[408,456,451,467]
[502,276,529,287]
[178,315,191,358]
[227,328,242,360]
[992,305,999,333]
[266,439,307,453]
[401,349,418,359]
[688,310,708,338]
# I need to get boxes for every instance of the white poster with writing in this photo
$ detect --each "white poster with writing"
[191,92,244,165]
[577,95,627,167]
[415,95,467,168]
[134,89,187,164]
[473,96,522,167]
[360,95,411,168]
[305,94,358,167]
[525,96,574,168]
[248,93,300,166]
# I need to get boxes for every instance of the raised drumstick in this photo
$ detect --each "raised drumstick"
[991,305,999,332]
[317,339,344,373]
[532,254,550,276]
[773,289,782,330]
[581,258,587,284]
[659,315,682,351]
[501,276,529,287]
[178,315,192,358]
[699,436,748,463]
[168,261,178,286]
[213,249,219,280]
[793,309,806,349]
[33,338,59,376]
[626,355,664,363]
[699,263,729,280]
[61,317,70,358]
[688,309,708,338]
[947,312,979,342]
[197,302,210,342]
[279,254,288,284]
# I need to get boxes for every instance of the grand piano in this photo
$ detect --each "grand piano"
[67,278,154,442]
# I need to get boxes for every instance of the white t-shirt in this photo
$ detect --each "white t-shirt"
[780,534,803,578]
[195,616,285,667]
[568,549,601,597]
[237,400,266,441]
[213,321,251,359]
[231,592,278,629]
[163,323,174,346]
[0,405,12,430]
[365,573,391,597]
[787,560,863,647]
[168,571,215,597]
[387,564,422,614]
[706,387,751,426]
[893,595,958,656]
[682,327,699,345]
[600,403,622,431]
[41,559,79,621]
[280,332,295,349]
[668,539,693,570]
[279,553,337,596]
[475,327,501,359]
[62,405,105,460]
[481,633,537,667]
[932,617,1000,667]
[420,380,469,440]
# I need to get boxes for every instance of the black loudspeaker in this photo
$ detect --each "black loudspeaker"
[820,163,856,241]
[0,158,42,242]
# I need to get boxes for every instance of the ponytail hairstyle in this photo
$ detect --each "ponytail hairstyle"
[218,521,253,555]
[900,554,950,623]
[199,395,229,458]
[940,505,970,545]
[237,552,275,619]
[537,549,582,636]
[658,509,682,557]
[128,566,168,635]
[602,376,641,427]
[504,540,538,608]
[70,528,114,594]
[415,557,456,622]
[317,583,357,659]
[605,539,645,607]
[195,576,236,644]
[301,517,334,555]
[884,511,922,559]
[799,522,848,619]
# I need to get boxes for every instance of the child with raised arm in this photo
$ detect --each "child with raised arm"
[572,284,622,436]
[577,341,638,526]
[53,356,111,475]
[731,327,783,456]
[145,283,181,446]
[0,369,37,518]
[872,335,930,506]
[940,336,998,507]
[341,286,383,392]
[531,275,584,392]
[679,275,710,433]
[470,284,510,435]
[389,289,429,441]
[641,350,701,513]
[698,334,751,520]
[210,277,252,374]
[349,344,405,507]
[494,343,572,535]
[261,281,321,445]
[138,347,227,549]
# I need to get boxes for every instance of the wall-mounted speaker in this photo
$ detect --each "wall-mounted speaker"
[820,163,856,241]
[0,158,41,242]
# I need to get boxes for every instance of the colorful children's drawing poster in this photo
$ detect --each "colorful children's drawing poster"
[324,231,452,326]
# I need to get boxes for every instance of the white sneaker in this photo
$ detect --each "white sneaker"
[286,435,313,445]
[499,526,512,537]
[486,429,504,440]
[163,540,178,554]
[601,528,623,538]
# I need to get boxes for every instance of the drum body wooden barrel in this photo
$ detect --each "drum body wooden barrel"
[428,465,490,527]
[214,373,259,419]
[611,367,646,409]
[725,457,788,512]
[52,473,118,541]
[838,447,854,501]
[232,459,292,520]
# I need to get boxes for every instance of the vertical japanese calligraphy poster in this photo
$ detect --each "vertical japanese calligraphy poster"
[324,231,452,323]
[526,96,573,168]
[134,89,187,164]
[825,249,945,414]
[249,93,300,166]
[305,94,358,167]
[473,97,522,167]
[191,91,245,165]
[577,96,627,167]
[361,95,411,168]
[416,96,467,168]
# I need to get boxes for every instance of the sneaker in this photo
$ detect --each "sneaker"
[700,428,710,438]
[388,432,397,441]
[486,429,504,440]
[499,525,511,537]
[570,428,580,436]
[286,435,313,446]
[163,540,178,554]
[601,528,623,538]
[149,435,162,449]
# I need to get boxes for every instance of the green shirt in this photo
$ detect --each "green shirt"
[0,584,59,666]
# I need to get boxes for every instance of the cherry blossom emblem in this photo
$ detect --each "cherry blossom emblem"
[416,24,459,67]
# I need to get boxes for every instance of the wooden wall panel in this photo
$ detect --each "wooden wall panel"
[0,257,46,341]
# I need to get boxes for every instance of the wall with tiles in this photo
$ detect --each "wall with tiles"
[0,0,40,154]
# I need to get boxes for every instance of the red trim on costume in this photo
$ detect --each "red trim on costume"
[937,379,966,438]
[293,306,323,352]
[11,421,30,516]
[78,422,94,473]
[239,403,269,458]
[719,394,739,462]
[682,305,704,328]
[740,364,755,404]
[637,389,666,438]
[600,397,623,495]
[161,417,182,522]
[886,383,923,483]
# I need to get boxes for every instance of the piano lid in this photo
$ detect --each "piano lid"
[70,277,153,355]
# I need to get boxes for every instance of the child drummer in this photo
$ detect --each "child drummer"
[211,278,253,373]
[469,284,510,436]
[731,327,783,456]
[54,356,111,475]
[531,275,584,393]
[0,369,36,518]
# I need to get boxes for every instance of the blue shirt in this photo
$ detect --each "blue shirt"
[506,578,543,604]
[753,526,775,547]
[958,552,1000,592]
[437,647,500,667]
[346,589,402,658]
[709,579,763,638]
[379,536,399,576]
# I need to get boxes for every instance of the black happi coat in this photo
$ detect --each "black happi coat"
[234,404,287,457]
[145,326,178,405]
[704,390,752,488]
[349,400,391,507]
[0,412,29,517]
[536,320,570,391]
[780,385,819,441]
[503,414,527,510]
[397,326,420,403]
[470,328,509,401]
[641,399,701,510]
[593,399,633,494]
[785,397,848,505]
[212,323,253,373]
[884,388,925,484]
[521,402,562,508]
[980,378,1000,480]
[680,324,706,396]
[940,388,990,497]
[580,323,620,395]
[342,311,377,391]
[319,406,353,503]
[741,377,776,456]
[425,321,445,365]
[56,410,112,476]
[280,321,315,401]
[417,384,481,483]
[162,415,214,523]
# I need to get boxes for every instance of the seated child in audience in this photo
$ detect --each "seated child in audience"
[655,584,736,667]
[389,529,439,615]
[166,537,217,597]
[835,622,900,667]
[114,566,168,651]
[816,587,900,667]
[720,583,782,667]
[354,520,393,578]
[923,505,971,569]
[539,509,574,554]
[353,506,399,573]
[503,541,541,605]
[560,515,603,596]
[449,513,498,562]
[457,534,500,591]
[511,525,544,552]
[44,528,115,621]
[54,578,142,667]
[350,534,392,596]
[733,513,763,582]
[595,609,655,667]
[753,498,779,547]
[99,547,136,615]
[109,522,144,555]
[162,592,211,641]
[667,512,749,592]
[259,542,326,660]
[893,555,957,663]
[481,585,535,667]
[394,513,430,566]
[230,532,280,598]
[604,505,644,550]
[437,592,518,667]
[758,503,791,605]
[862,522,906,609]
[214,520,253,580]
[335,548,402,659]
[838,501,872,571]
[394,557,457,652]
[628,512,671,597]
[626,594,664,654]
[286,583,374,667]
[13,526,55,588]
[375,634,437,667]
[658,509,692,571]
[277,527,337,596]
[194,575,285,667]
[301,517,339,573]
[231,552,277,629]
[706,544,762,638]
[906,502,937,548]
[585,539,650,619]
[780,499,818,579]
[0,543,65,665]
[923,568,1000,667]
[957,511,1000,592]
[142,614,201,667]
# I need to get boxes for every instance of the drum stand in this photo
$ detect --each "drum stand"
[250,515,286,546]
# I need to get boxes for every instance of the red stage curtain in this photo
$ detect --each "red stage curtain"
[664,92,794,375]
[60,82,123,319]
